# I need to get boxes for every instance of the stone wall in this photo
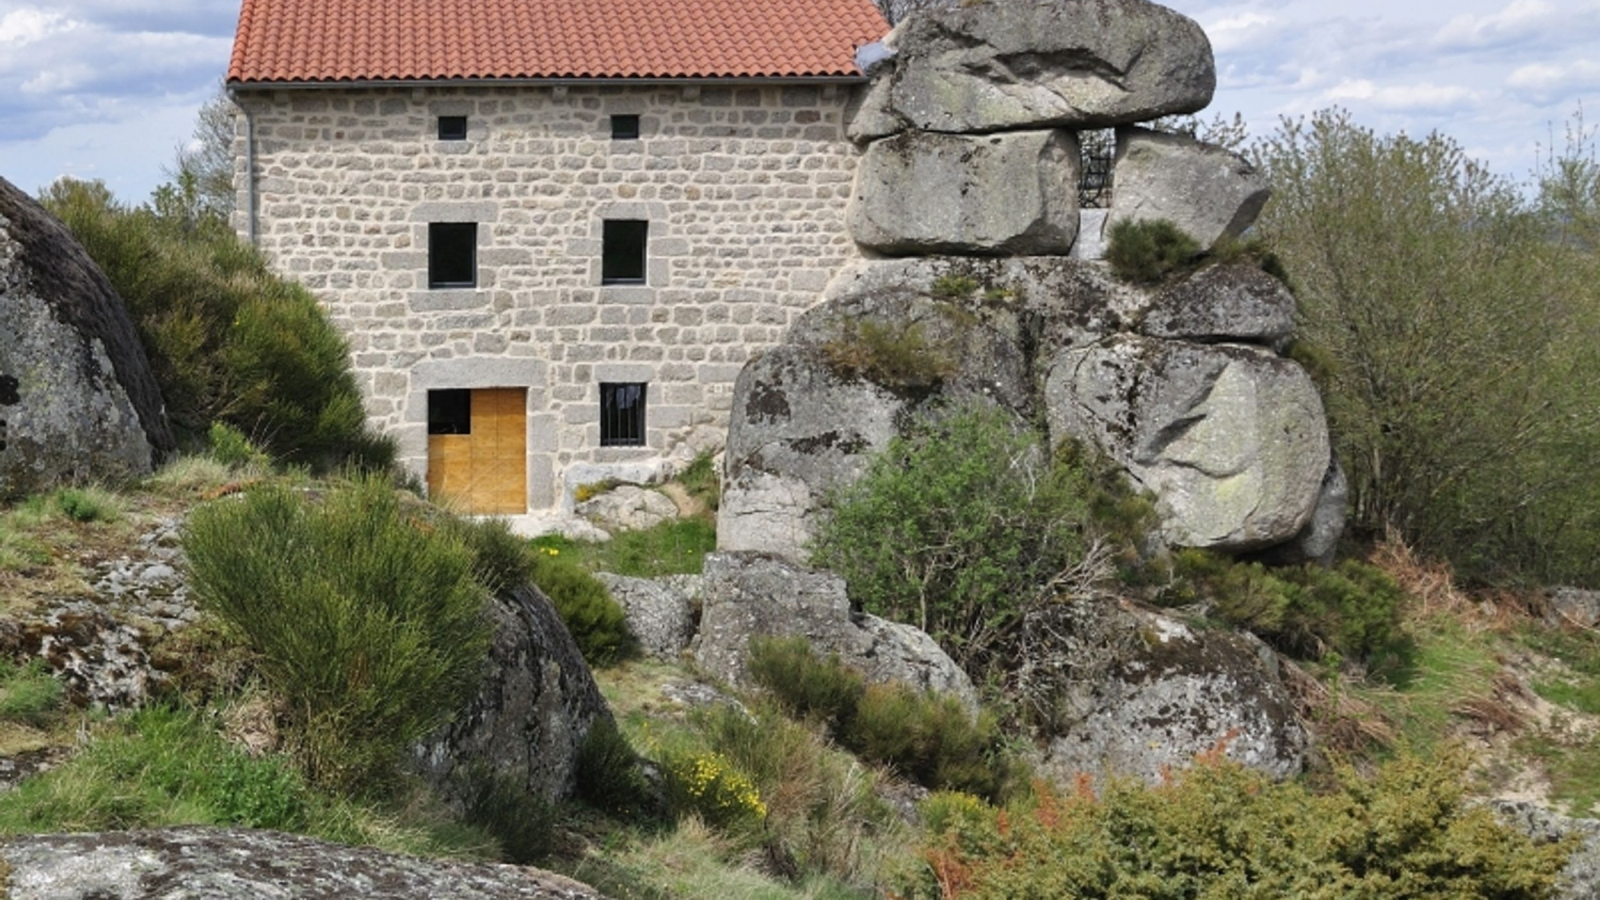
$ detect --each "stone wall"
[233,83,862,509]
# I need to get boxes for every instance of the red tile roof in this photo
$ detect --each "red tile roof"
[228,0,891,84]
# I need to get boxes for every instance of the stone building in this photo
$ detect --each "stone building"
[226,0,889,513]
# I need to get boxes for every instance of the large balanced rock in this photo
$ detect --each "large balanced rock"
[1026,597,1307,785]
[850,0,1214,140]
[692,552,978,709]
[1107,128,1272,249]
[849,129,1080,255]
[0,827,609,899]
[410,583,611,808]
[0,177,173,497]
[1045,337,1330,550]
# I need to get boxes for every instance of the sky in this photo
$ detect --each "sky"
[0,0,1595,204]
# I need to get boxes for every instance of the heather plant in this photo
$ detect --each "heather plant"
[1104,218,1201,284]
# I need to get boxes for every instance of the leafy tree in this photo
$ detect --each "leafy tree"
[165,85,239,220]
[1251,108,1600,585]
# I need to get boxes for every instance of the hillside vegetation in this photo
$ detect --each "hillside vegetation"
[0,106,1597,898]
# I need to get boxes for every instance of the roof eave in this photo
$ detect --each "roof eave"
[226,74,869,92]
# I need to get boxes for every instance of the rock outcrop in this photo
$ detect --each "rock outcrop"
[595,572,699,660]
[1492,801,1600,900]
[692,552,978,709]
[411,583,611,808]
[1106,127,1272,249]
[849,129,1081,255]
[576,484,680,533]
[1045,337,1330,550]
[0,176,174,498]
[1023,598,1307,785]
[849,0,1215,140]
[0,827,610,900]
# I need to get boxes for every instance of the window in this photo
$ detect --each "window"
[611,114,641,140]
[427,389,471,434]
[601,220,648,285]
[600,383,647,447]
[428,223,476,288]
[438,116,468,141]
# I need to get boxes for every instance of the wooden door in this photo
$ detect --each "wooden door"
[427,388,526,515]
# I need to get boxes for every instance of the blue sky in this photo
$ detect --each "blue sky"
[0,0,1595,204]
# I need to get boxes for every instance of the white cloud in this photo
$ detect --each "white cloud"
[1323,78,1485,112]
[0,8,78,45]
[1507,58,1600,90]
[1434,0,1600,50]
[1204,11,1280,53]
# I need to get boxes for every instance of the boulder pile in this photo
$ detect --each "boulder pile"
[714,0,1331,783]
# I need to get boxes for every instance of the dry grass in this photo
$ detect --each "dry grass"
[1280,659,1397,757]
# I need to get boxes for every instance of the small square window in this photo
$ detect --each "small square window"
[601,219,648,285]
[427,389,472,434]
[600,383,647,447]
[438,116,468,140]
[428,222,476,288]
[611,114,641,140]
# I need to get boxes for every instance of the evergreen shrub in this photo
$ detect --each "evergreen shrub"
[1104,218,1202,284]
[182,476,491,791]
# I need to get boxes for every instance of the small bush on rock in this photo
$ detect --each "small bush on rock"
[1162,550,1410,669]
[1105,218,1202,284]
[183,476,491,791]
[821,319,957,394]
[748,638,1021,802]
[811,405,1122,676]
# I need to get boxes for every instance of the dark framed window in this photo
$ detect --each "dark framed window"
[427,389,471,434]
[428,222,476,288]
[600,383,646,447]
[611,114,641,140]
[438,116,468,141]
[601,219,648,285]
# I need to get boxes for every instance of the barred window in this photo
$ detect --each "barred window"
[600,382,646,447]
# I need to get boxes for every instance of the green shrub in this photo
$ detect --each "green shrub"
[182,477,491,791]
[848,685,1012,801]
[1163,551,1409,666]
[529,546,635,666]
[899,746,1568,900]
[0,660,65,726]
[443,515,535,595]
[463,769,554,864]
[41,178,391,470]
[930,275,980,299]
[1105,218,1202,284]
[747,639,1020,802]
[207,421,270,469]
[748,637,864,734]
[576,717,657,818]
[51,486,121,523]
[811,405,1113,674]
[820,320,956,394]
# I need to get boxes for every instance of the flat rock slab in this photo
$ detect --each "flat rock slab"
[849,129,1080,256]
[0,827,610,899]
[1142,262,1296,347]
[1046,336,1329,550]
[850,0,1214,139]
[1108,128,1271,249]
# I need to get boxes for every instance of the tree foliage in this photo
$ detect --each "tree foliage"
[165,86,239,220]
[1251,108,1600,585]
